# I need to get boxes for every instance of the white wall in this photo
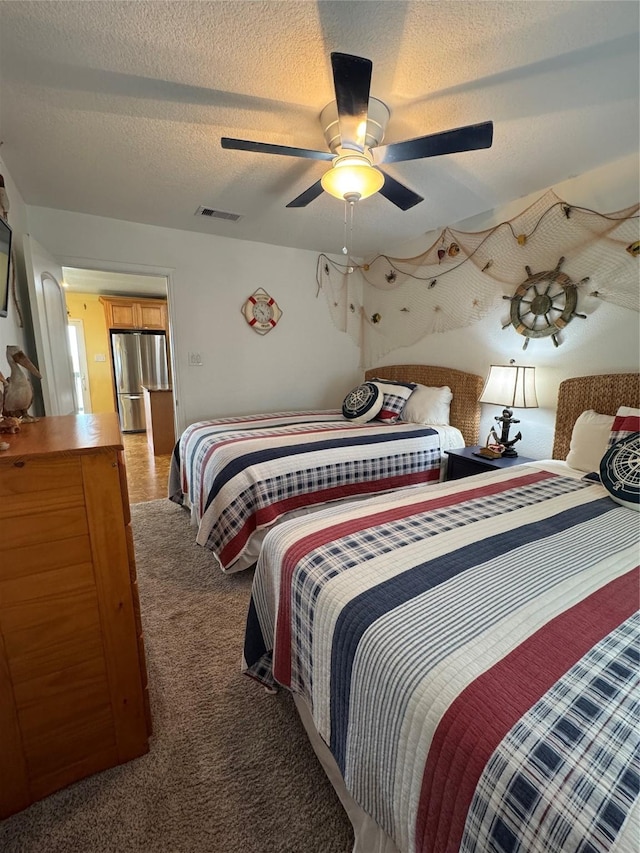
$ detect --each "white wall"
[372,153,640,460]
[16,151,640,456]
[24,207,361,432]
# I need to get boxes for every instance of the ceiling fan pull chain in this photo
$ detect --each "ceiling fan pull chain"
[342,200,349,254]
[342,199,357,257]
[349,200,355,256]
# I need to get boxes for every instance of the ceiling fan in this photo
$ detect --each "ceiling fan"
[221,52,493,211]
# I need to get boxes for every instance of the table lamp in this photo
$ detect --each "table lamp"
[479,364,538,457]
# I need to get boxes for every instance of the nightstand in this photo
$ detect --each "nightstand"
[445,446,536,481]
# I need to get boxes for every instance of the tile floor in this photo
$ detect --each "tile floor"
[121,432,173,503]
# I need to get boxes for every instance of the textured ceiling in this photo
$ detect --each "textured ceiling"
[0,1,638,256]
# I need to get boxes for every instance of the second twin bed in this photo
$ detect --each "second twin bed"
[169,365,483,573]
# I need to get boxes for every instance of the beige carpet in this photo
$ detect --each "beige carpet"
[0,499,354,853]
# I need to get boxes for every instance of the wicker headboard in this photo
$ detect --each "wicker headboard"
[364,364,484,447]
[552,373,640,460]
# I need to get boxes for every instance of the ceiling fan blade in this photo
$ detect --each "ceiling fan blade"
[331,53,372,153]
[373,121,494,165]
[378,172,424,211]
[286,180,325,208]
[221,137,333,161]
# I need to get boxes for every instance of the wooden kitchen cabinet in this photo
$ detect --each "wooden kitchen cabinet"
[0,414,151,818]
[100,295,167,331]
[137,300,167,330]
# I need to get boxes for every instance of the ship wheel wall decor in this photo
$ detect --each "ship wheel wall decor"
[502,257,588,349]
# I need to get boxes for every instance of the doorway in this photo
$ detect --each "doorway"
[61,267,175,438]
[67,318,92,413]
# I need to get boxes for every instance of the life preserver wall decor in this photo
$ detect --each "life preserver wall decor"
[502,256,588,349]
[242,288,282,335]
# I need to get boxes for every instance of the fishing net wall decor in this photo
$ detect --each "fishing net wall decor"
[317,189,639,366]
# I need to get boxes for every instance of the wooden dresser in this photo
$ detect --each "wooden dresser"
[0,414,151,819]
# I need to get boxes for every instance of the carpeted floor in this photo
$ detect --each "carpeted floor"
[0,499,354,853]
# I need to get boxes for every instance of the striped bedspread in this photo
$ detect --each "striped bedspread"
[243,464,640,853]
[168,410,443,572]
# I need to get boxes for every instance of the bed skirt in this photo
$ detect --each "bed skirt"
[293,694,401,853]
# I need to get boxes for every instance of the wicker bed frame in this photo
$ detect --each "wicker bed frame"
[364,364,484,448]
[552,372,640,460]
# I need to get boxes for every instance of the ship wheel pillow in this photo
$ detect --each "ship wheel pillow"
[342,379,417,424]
[598,407,640,511]
[599,432,640,511]
[342,382,384,423]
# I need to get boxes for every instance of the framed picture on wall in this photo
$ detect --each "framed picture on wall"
[0,217,12,318]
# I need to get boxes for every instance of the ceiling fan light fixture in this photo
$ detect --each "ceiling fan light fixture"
[320,153,384,202]
[222,54,492,212]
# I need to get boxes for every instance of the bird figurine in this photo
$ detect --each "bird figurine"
[3,345,41,421]
[0,370,19,448]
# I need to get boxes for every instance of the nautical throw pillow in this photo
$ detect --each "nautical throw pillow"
[607,406,640,450]
[342,382,384,423]
[565,410,615,473]
[370,379,417,424]
[599,432,640,511]
[400,384,453,425]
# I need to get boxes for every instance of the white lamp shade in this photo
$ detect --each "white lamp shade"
[479,365,538,409]
[320,154,384,201]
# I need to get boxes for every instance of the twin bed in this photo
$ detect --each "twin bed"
[240,371,639,853]
[171,368,640,853]
[169,365,483,573]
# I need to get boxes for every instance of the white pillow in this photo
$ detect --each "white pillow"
[565,410,615,473]
[401,384,453,425]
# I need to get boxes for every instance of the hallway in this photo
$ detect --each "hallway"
[122,433,173,503]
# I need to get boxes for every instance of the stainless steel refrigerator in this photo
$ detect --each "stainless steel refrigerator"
[110,330,170,432]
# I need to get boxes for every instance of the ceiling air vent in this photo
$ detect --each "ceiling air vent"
[195,206,242,222]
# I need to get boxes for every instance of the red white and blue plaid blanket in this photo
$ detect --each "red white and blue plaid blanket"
[243,464,640,853]
[169,410,444,572]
